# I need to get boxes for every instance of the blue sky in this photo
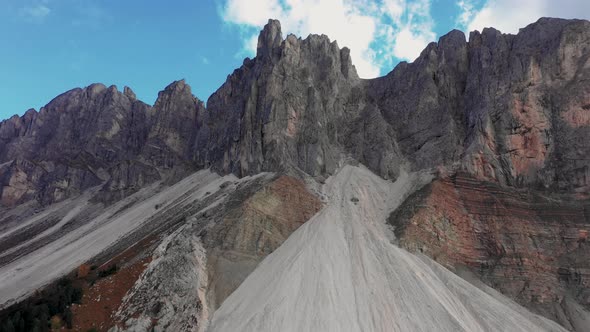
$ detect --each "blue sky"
[1,0,588,120]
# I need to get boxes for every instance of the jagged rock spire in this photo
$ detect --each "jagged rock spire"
[257,19,283,60]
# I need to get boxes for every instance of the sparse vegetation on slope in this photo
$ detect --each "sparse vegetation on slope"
[0,277,82,332]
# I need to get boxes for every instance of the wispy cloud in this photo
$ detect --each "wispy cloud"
[19,3,51,23]
[201,56,210,65]
[71,1,111,29]
[458,0,590,34]
[455,0,476,28]
[378,0,436,64]
[221,0,437,78]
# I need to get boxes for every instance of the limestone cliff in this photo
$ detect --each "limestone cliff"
[0,16,589,331]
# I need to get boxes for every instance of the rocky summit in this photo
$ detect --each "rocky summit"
[0,17,589,332]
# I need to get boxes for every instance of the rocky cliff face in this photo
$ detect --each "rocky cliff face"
[2,18,588,206]
[460,18,590,191]
[389,174,590,330]
[1,16,589,331]
[196,20,402,179]
[0,80,204,206]
[367,18,590,192]
[196,17,590,192]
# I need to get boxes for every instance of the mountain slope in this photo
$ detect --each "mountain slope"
[0,170,232,307]
[389,173,590,330]
[207,165,565,332]
[0,16,589,332]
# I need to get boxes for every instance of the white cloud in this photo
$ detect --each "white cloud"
[460,0,590,34]
[392,27,432,60]
[19,4,51,22]
[246,34,259,55]
[224,0,284,26]
[383,0,405,25]
[456,0,475,27]
[221,0,437,78]
[388,0,435,61]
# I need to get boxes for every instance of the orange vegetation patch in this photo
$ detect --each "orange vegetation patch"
[50,315,62,330]
[67,234,160,332]
[77,264,91,278]
[68,256,151,332]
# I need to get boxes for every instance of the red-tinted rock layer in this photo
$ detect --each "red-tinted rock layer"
[389,173,590,329]
[205,175,322,310]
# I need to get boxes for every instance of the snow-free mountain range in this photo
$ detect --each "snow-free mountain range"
[0,17,589,331]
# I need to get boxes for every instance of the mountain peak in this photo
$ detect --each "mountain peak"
[257,19,283,59]
[87,83,107,97]
[123,86,137,101]
[159,79,192,97]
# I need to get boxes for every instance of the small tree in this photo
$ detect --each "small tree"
[72,287,83,304]
[63,307,73,329]
[50,316,61,330]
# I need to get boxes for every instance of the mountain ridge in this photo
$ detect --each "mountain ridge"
[0,16,589,331]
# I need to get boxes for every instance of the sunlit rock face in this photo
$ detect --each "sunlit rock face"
[1,16,590,332]
[2,18,589,206]
[367,18,590,193]
[197,19,402,179]
[199,18,590,192]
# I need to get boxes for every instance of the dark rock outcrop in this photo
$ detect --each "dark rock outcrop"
[196,18,590,193]
[0,81,205,205]
[145,79,204,169]
[195,19,402,179]
[366,29,469,172]
[3,18,588,206]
